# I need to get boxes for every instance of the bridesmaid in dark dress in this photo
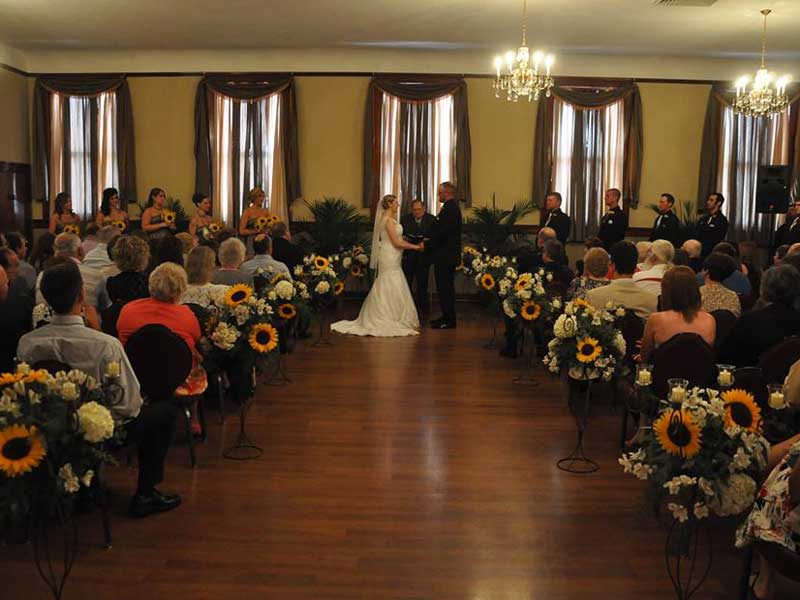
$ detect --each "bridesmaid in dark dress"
[48,192,81,235]
[96,187,130,231]
[141,187,175,242]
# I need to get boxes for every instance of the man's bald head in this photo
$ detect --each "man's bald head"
[537,226,557,249]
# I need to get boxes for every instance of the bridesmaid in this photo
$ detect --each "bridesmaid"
[239,187,271,255]
[48,192,81,234]
[141,187,175,240]
[189,192,213,238]
[96,187,129,231]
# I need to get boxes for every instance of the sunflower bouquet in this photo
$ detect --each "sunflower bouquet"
[299,254,341,306]
[331,246,371,281]
[62,223,81,236]
[543,299,626,381]
[500,270,554,328]
[0,364,117,527]
[257,271,311,324]
[619,387,769,522]
[470,254,515,312]
[110,219,127,233]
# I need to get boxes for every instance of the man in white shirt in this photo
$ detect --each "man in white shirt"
[18,262,181,519]
[240,234,290,281]
[587,241,658,319]
[80,226,116,311]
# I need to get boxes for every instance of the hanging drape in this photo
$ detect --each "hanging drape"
[363,75,472,211]
[195,73,300,227]
[32,75,136,216]
[532,81,643,232]
[697,84,800,243]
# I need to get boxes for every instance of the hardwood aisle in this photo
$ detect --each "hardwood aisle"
[1,303,751,599]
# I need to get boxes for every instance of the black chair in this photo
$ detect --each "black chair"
[100,301,125,338]
[620,310,645,365]
[545,280,568,300]
[739,293,756,313]
[124,324,203,467]
[651,333,716,400]
[711,309,738,354]
[733,367,768,411]
[758,337,800,384]
[184,302,228,424]
[740,542,800,600]
[253,274,269,296]
[32,359,72,375]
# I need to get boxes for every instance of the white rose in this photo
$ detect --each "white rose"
[77,402,115,443]
[343,257,352,269]
[211,322,239,351]
[502,299,516,319]
[267,291,277,301]
[61,382,80,402]
[315,281,331,295]
[357,254,369,265]
[553,314,577,339]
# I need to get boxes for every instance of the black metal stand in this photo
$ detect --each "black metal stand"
[557,378,599,473]
[31,501,78,600]
[312,301,334,348]
[665,516,713,599]
[482,315,500,350]
[266,353,292,386]
[513,325,541,385]
[223,394,262,460]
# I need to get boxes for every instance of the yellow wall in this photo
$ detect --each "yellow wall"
[0,69,29,164]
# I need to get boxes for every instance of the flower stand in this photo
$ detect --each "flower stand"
[556,375,598,473]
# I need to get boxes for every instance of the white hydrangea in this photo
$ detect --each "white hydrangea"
[233,304,251,326]
[77,402,115,443]
[710,473,757,516]
[502,299,516,319]
[267,291,277,301]
[315,281,331,295]
[553,314,577,339]
[58,463,80,493]
[342,257,352,269]
[211,322,239,351]
[667,502,689,523]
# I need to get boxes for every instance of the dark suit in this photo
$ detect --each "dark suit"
[649,210,681,247]
[696,212,728,258]
[428,199,462,324]
[719,302,800,367]
[543,209,571,245]
[400,212,436,310]
[0,289,33,373]
[598,206,628,250]
[774,217,800,255]
[271,237,304,273]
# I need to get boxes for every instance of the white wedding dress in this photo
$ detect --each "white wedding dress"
[331,219,420,337]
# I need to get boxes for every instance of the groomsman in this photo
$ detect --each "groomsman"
[696,192,729,258]
[649,193,682,247]
[401,199,436,311]
[598,188,628,250]
[542,192,571,246]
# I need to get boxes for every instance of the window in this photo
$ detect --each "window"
[378,92,455,215]
[717,104,792,240]
[210,93,283,225]
[49,91,118,218]
[551,97,624,239]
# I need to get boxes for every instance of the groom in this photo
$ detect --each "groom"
[429,181,462,330]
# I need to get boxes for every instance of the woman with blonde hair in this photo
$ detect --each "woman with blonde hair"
[181,245,229,308]
[567,247,610,300]
[239,187,271,236]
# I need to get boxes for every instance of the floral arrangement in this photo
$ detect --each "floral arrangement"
[256,271,311,324]
[330,245,370,281]
[206,284,278,357]
[619,387,769,522]
[543,299,626,381]
[460,246,483,277]
[0,364,117,526]
[254,214,279,232]
[296,254,342,305]
[499,269,557,328]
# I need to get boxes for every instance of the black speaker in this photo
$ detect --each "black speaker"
[756,165,791,214]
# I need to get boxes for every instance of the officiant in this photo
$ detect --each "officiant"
[401,199,436,312]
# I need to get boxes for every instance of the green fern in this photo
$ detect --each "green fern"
[466,195,536,254]
[302,197,368,255]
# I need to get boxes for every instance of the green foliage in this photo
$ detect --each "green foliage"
[301,197,368,255]
[465,195,537,255]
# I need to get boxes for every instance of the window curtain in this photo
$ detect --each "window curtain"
[195,73,300,228]
[697,84,800,243]
[363,75,471,213]
[32,75,136,218]
[533,81,643,238]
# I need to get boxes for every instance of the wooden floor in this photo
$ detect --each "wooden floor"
[0,303,787,599]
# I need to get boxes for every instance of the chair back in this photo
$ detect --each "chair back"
[620,310,645,364]
[32,359,72,375]
[739,293,756,313]
[253,274,269,296]
[733,367,768,411]
[710,309,738,353]
[183,302,212,336]
[651,333,716,399]
[758,336,800,384]
[756,541,800,583]
[124,324,191,402]
[546,280,568,300]
[101,301,125,338]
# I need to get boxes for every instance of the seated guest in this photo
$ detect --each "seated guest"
[181,246,229,308]
[567,247,609,300]
[736,431,800,600]
[774,244,790,266]
[681,239,703,272]
[30,232,56,272]
[1,247,29,298]
[517,227,558,273]
[149,233,184,271]
[175,232,195,261]
[633,239,674,296]
[587,241,658,319]
[0,264,32,373]
[5,232,37,290]
[635,241,653,271]
[83,226,117,271]
[700,253,741,317]
[240,234,290,281]
[672,248,690,267]
[35,232,83,304]
[17,262,181,518]
[719,265,800,367]
[270,221,304,273]
[640,266,715,362]
[574,237,604,277]
[80,223,101,256]
[782,252,800,276]
[106,236,151,304]
[541,239,574,288]
[698,241,752,295]
[79,226,116,312]
[212,237,251,285]
[117,263,202,369]
[785,357,800,408]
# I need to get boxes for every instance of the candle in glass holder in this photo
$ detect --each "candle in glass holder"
[670,386,686,403]
[717,368,733,387]
[106,360,120,379]
[768,385,787,410]
[636,367,652,387]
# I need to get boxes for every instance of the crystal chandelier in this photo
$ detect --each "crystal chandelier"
[493,0,554,102]
[733,9,791,118]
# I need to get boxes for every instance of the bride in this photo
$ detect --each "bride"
[331,194,424,337]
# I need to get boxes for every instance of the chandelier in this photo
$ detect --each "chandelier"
[733,9,791,118]
[493,0,554,102]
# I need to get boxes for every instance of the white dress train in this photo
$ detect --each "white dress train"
[331,220,420,337]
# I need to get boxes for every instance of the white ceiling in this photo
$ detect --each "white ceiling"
[0,0,798,60]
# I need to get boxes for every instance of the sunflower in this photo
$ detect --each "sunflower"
[163,210,176,224]
[722,389,762,433]
[653,408,702,458]
[314,256,330,269]
[333,281,345,295]
[515,273,533,291]
[350,265,363,278]
[352,245,365,256]
[255,216,270,231]
[575,337,602,363]
[520,301,541,321]
[480,273,496,291]
[111,219,126,232]
[463,246,480,256]
[267,215,279,226]
[278,303,297,320]
[209,222,222,233]
[248,323,279,353]
[0,372,25,386]
[0,425,47,478]
[224,284,253,307]
[574,298,593,310]
[63,224,80,235]
[270,272,289,285]
[24,369,50,384]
